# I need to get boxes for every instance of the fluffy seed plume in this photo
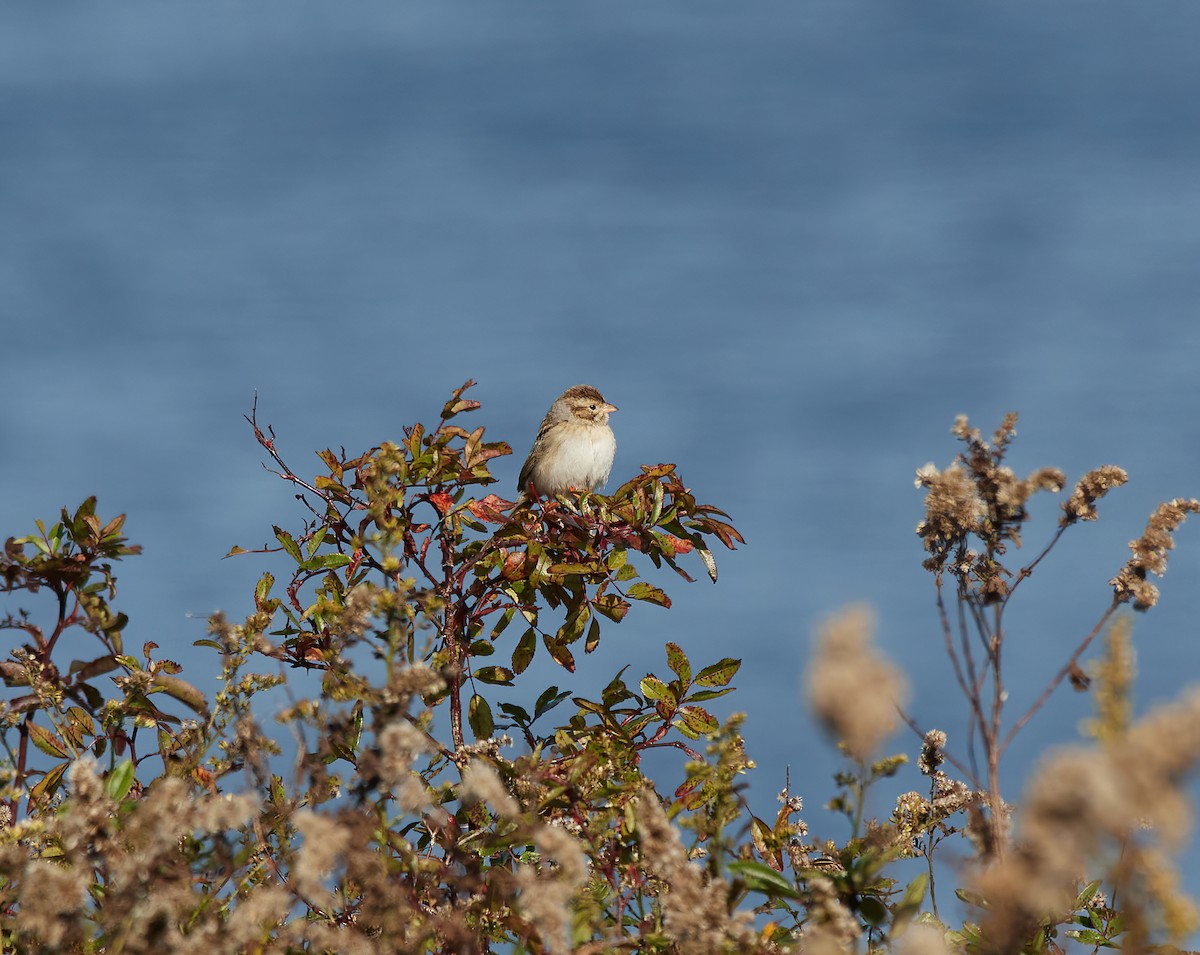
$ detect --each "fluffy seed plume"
[806,606,910,761]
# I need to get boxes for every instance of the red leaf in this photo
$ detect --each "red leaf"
[663,535,694,554]
[467,494,511,524]
[429,492,454,515]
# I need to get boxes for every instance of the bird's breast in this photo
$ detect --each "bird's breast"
[533,423,616,496]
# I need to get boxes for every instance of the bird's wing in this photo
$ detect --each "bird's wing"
[517,409,558,495]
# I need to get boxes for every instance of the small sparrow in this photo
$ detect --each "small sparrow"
[517,384,618,504]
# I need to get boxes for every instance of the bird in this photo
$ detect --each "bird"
[516,384,618,504]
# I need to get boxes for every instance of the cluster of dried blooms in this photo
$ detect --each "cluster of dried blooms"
[1061,464,1129,524]
[915,415,1065,593]
[1110,497,1200,610]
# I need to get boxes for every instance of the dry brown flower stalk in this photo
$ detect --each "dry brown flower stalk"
[806,606,910,762]
[635,787,758,955]
[1111,498,1200,610]
[975,688,1200,952]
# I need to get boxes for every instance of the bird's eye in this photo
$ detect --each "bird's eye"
[589,404,596,410]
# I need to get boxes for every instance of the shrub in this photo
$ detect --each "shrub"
[1,385,1197,954]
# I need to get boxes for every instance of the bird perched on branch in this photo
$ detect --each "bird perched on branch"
[516,384,618,505]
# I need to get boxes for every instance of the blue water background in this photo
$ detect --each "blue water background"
[5,0,1200,911]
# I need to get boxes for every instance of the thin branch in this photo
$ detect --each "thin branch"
[1000,598,1120,755]
[1003,523,1069,607]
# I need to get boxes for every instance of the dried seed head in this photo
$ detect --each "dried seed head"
[1061,466,1129,525]
[1111,498,1200,610]
[918,729,948,777]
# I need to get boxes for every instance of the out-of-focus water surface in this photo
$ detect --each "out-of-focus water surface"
[6,0,1200,903]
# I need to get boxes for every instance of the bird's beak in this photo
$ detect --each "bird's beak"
[601,402,618,414]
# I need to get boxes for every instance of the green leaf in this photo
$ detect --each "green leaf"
[547,562,599,577]
[695,657,741,687]
[303,552,351,571]
[255,572,276,606]
[585,617,601,654]
[749,815,773,857]
[573,697,609,720]
[511,628,537,674]
[623,713,657,737]
[900,873,929,910]
[498,703,531,725]
[534,686,570,719]
[28,723,68,758]
[273,526,302,562]
[64,707,95,748]
[30,761,70,804]
[859,896,887,927]
[676,705,718,735]
[349,701,364,754]
[556,605,590,646]
[474,666,515,686]
[684,687,735,703]
[615,563,638,581]
[593,594,630,622]
[649,479,665,524]
[68,655,119,679]
[955,888,989,909]
[468,694,494,740]
[639,676,675,705]
[665,642,691,683]
[491,607,516,640]
[1073,879,1103,910]
[726,860,802,900]
[602,668,634,706]
[626,582,671,608]
[105,760,136,801]
[152,674,210,715]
